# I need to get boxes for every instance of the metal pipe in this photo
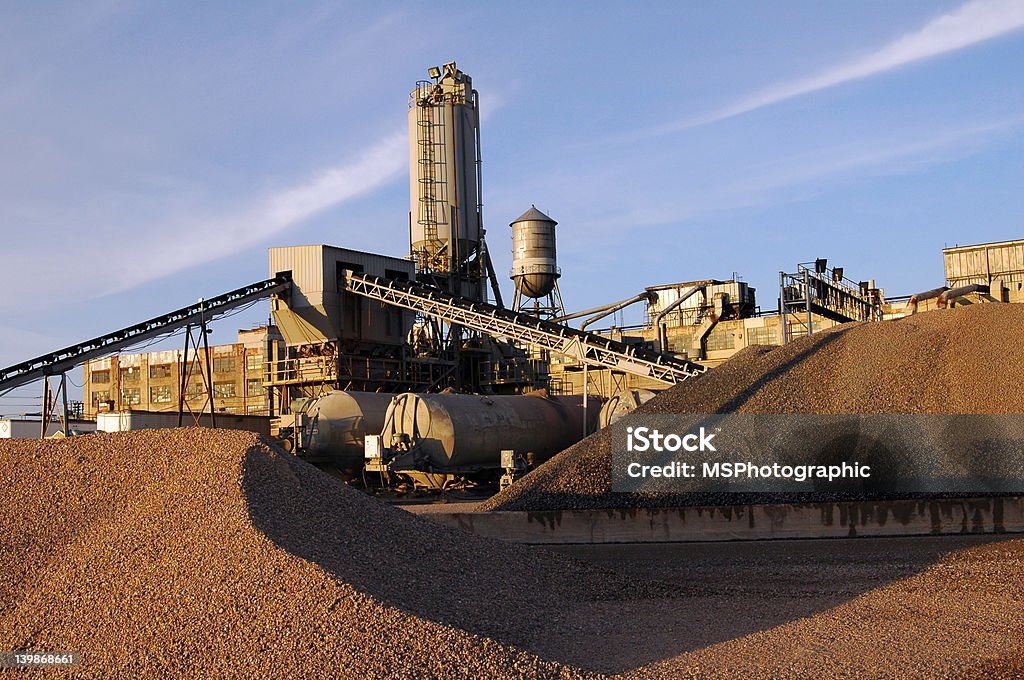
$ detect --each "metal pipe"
[40,377,50,439]
[579,292,656,332]
[60,373,69,436]
[177,325,190,427]
[904,286,949,315]
[654,285,705,351]
[582,361,588,438]
[804,269,813,337]
[779,271,788,345]
[200,300,216,428]
[694,296,724,360]
[553,292,654,324]
[937,284,990,309]
[480,243,504,308]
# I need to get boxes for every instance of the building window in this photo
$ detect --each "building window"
[185,381,206,400]
[704,329,735,352]
[246,379,265,397]
[91,370,110,384]
[213,357,235,373]
[121,388,141,406]
[150,385,173,403]
[91,390,110,405]
[120,366,140,382]
[213,382,236,398]
[668,336,691,354]
[747,326,780,347]
[150,364,173,379]
[245,353,263,373]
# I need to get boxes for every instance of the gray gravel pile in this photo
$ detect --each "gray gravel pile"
[0,429,658,678]
[483,304,1024,511]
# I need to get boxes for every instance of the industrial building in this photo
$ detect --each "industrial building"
[943,239,1024,301]
[82,326,283,418]
[0,61,1018,489]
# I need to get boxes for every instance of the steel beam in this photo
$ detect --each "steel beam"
[0,275,291,394]
[342,272,706,385]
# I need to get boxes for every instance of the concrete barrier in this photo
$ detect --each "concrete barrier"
[421,497,1024,544]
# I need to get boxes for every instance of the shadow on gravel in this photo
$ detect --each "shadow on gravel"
[242,442,672,672]
[548,534,1020,674]
[242,440,1018,675]
[711,326,845,414]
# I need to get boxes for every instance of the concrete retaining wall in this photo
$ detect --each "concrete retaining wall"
[422,497,1024,544]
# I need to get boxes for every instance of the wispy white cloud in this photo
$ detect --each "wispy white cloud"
[0,75,512,314]
[559,116,1024,234]
[111,131,409,296]
[0,132,408,310]
[653,0,1024,134]
[0,325,70,370]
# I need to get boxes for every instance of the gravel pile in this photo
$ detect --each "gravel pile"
[483,304,1024,511]
[0,429,657,678]
[627,537,1024,678]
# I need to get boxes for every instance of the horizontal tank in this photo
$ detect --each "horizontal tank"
[510,205,559,299]
[598,389,660,429]
[382,392,598,472]
[300,390,393,469]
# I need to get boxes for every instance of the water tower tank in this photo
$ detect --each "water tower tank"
[510,205,560,299]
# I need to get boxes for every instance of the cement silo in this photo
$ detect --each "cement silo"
[510,205,564,317]
[408,62,486,301]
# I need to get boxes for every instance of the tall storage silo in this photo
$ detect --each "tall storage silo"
[510,205,564,317]
[408,62,487,301]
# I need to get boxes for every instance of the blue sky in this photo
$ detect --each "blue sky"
[1,0,1022,411]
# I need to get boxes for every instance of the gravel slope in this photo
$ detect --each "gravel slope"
[625,538,1024,678]
[483,304,1024,511]
[0,429,656,678]
[2,428,1022,677]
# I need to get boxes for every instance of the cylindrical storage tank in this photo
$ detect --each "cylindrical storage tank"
[407,64,481,270]
[301,391,394,469]
[510,205,559,298]
[382,392,598,472]
[598,389,660,429]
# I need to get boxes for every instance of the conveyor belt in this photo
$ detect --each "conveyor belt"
[0,275,291,393]
[343,272,706,385]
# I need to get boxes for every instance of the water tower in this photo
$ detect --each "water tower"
[510,205,565,318]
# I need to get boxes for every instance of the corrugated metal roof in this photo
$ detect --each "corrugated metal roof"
[511,205,556,225]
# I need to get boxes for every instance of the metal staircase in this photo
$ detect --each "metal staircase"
[342,271,707,385]
[413,81,448,273]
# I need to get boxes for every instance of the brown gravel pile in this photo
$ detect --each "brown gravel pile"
[0,429,657,678]
[483,304,1024,511]
[626,538,1024,678]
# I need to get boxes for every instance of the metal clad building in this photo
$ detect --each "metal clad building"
[944,239,1024,302]
[646,280,756,326]
[269,245,416,347]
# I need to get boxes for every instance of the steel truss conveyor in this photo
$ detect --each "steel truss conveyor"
[342,272,707,385]
[0,275,292,394]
